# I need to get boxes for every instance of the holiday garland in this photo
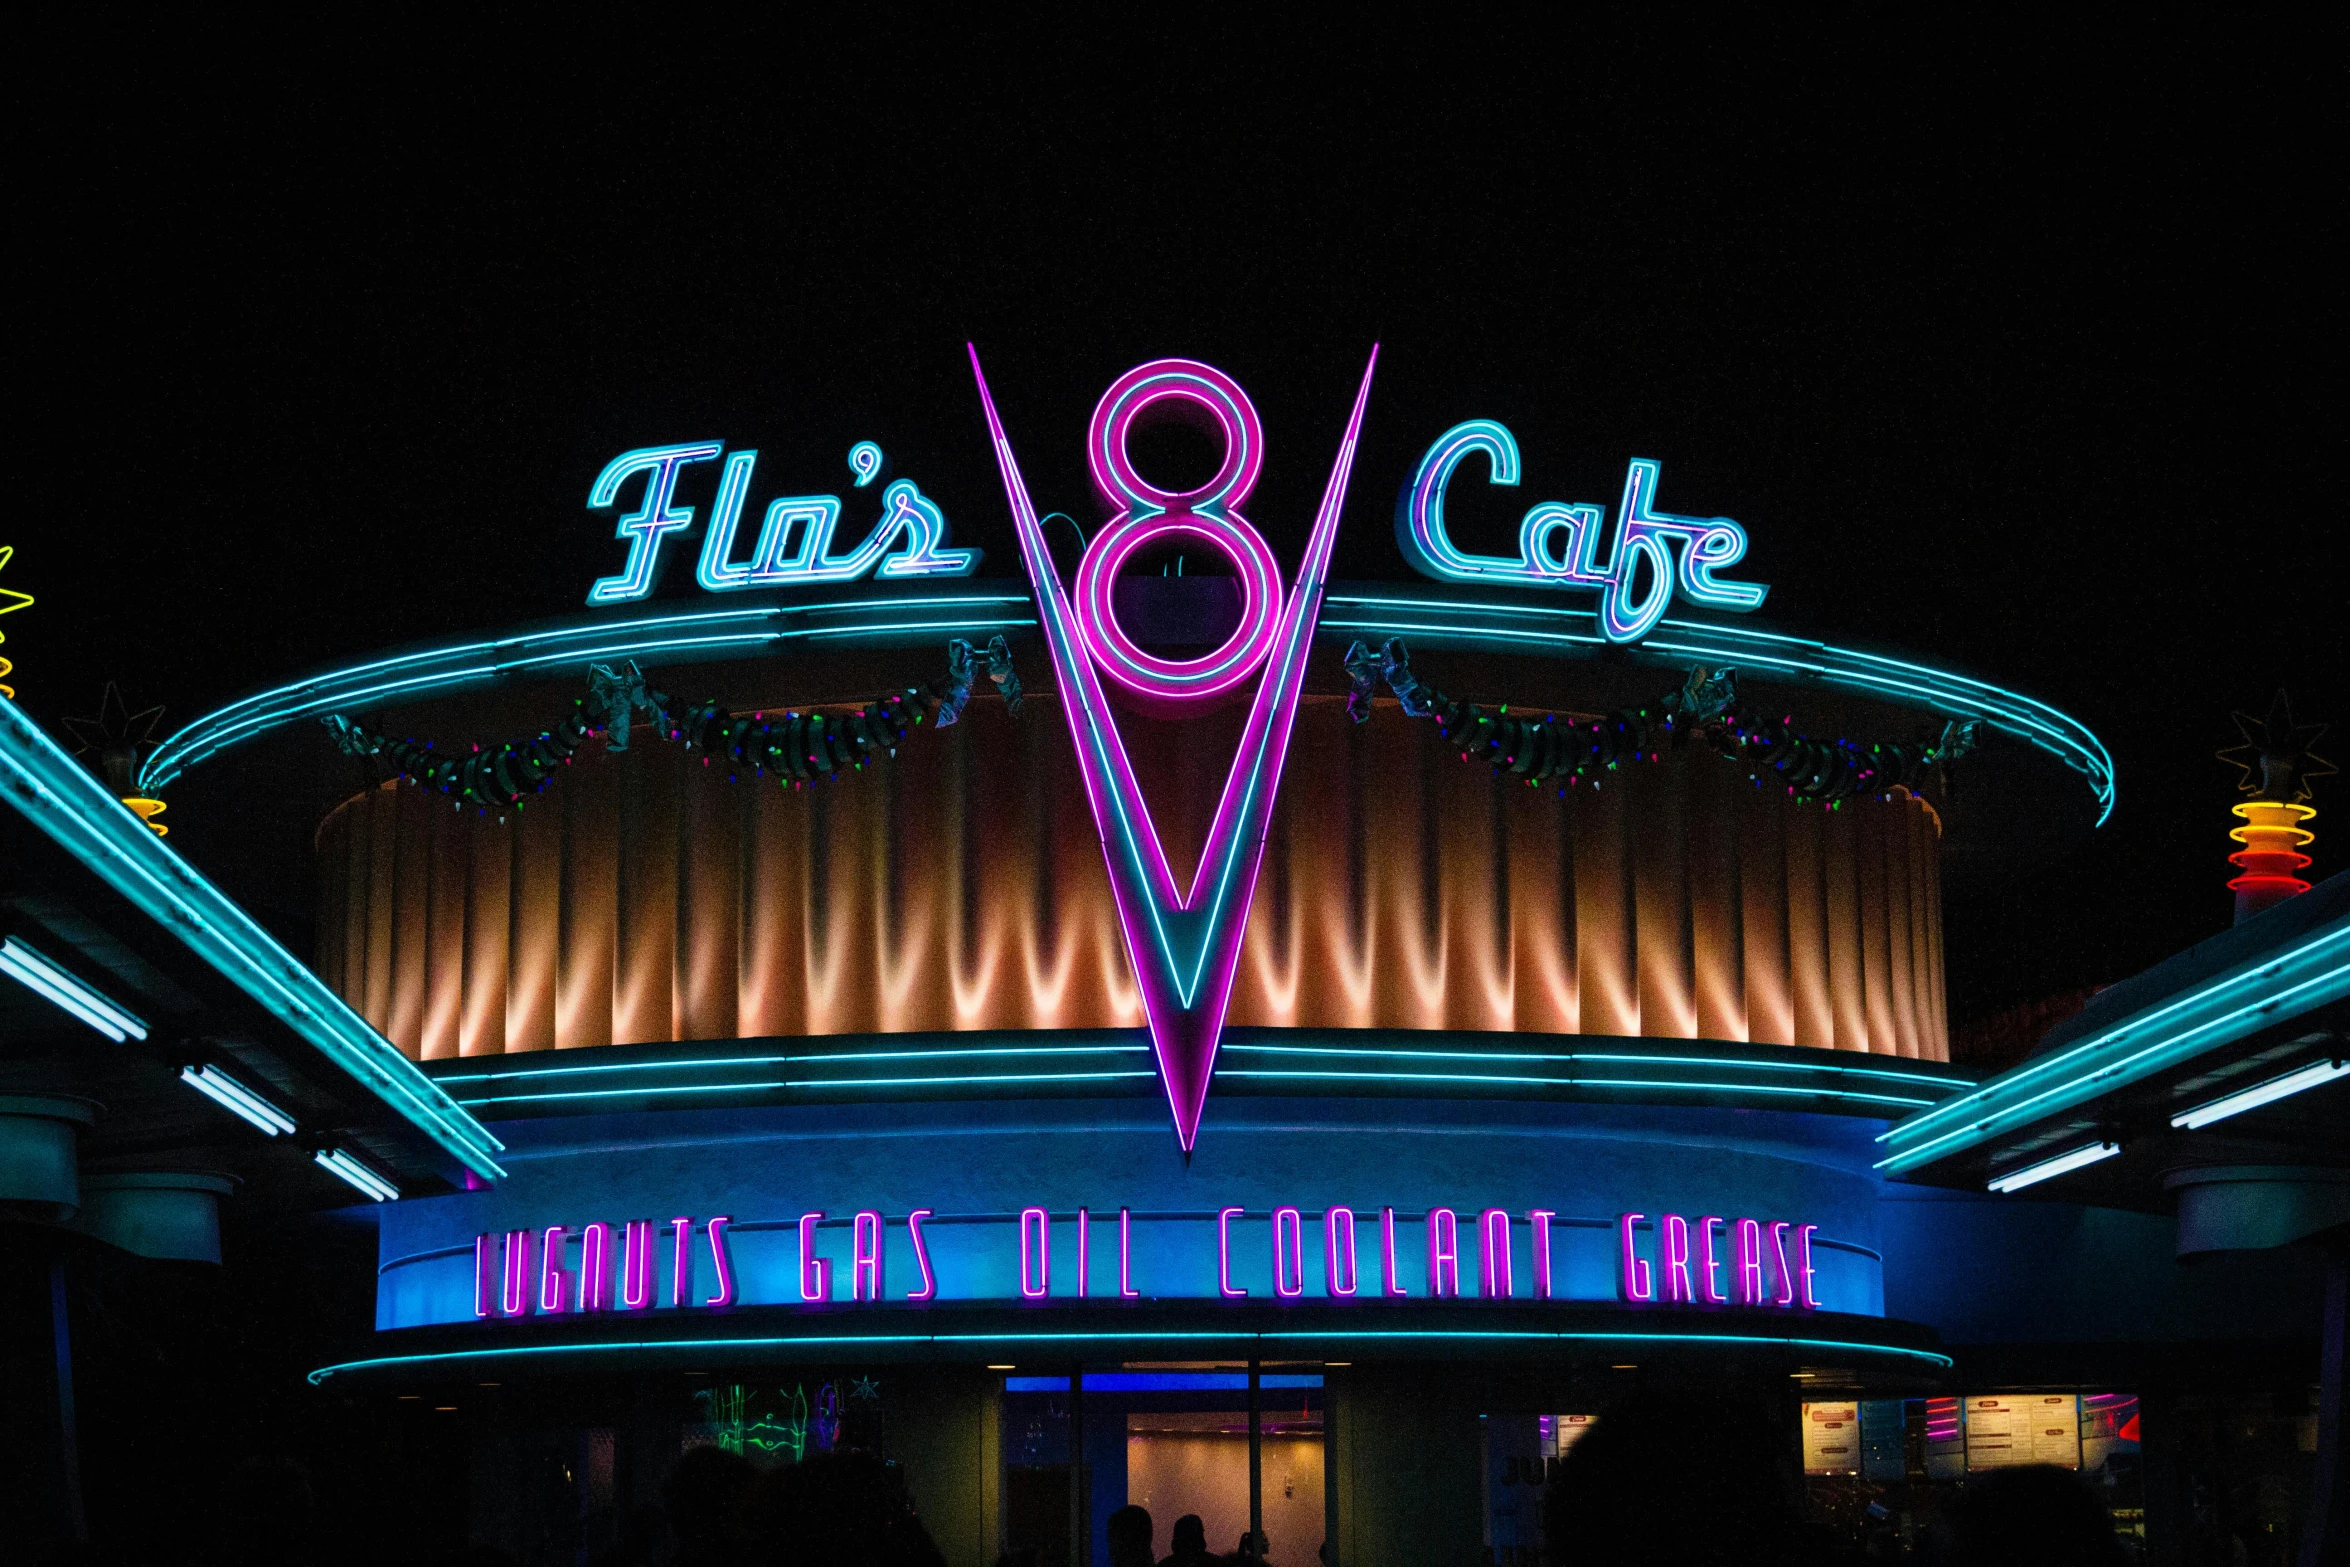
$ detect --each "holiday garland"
[1343,638,1979,810]
[323,637,1022,816]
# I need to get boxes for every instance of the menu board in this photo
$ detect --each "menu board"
[1859,1399,1909,1481]
[1964,1394,2080,1470]
[1801,1401,1863,1474]
[1551,1414,1597,1457]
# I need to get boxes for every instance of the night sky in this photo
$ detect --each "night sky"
[16,22,2342,1031]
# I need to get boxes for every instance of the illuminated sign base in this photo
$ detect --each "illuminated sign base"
[393,1204,1865,1329]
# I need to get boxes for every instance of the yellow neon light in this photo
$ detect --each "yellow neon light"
[0,544,29,701]
[123,797,168,837]
[2231,800,2316,823]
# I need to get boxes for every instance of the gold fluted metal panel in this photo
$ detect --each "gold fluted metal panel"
[316,696,1948,1059]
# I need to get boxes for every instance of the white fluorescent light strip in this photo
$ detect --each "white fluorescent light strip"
[0,936,148,1041]
[2171,1058,2350,1130]
[1987,1140,2119,1193]
[315,1148,400,1202]
[180,1064,297,1136]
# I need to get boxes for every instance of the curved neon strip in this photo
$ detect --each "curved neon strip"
[1222,1042,1970,1088]
[139,596,1036,791]
[1879,922,2350,1170]
[1323,592,2114,824]
[0,698,504,1177]
[311,1327,1952,1383]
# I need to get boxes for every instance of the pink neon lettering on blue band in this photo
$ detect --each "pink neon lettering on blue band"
[621,1220,653,1311]
[799,1213,831,1303]
[1617,1214,1654,1302]
[1076,1208,1091,1300]
[1426,1209,1460,1299]
[1119,1208,1139,1299]
[1661,1215,1692,1303]
[1797,1224,1822,1309]
[671,1217,693,1309]
[906,1209,937,1302]
[704,1217,735,1308]
[1770,1222,1795,1307]
[1479,1209,1512,1299]
[502,1230,533,1316]
[580,1223,613,1312]
[1529,1210,1555,1300]
[1736,1219,1764,1306]
[539,1226,570,1314]
[1381,1208,1407,1296]
[1020,1207,1051,1300]
[1699,1216,1727,1305]
[1218,1207,1247,1298]
[1326,1207,1358,1298]
[474,1234,494,1319]
[852,1211,884,1303]
[1272,1207,1305,1299]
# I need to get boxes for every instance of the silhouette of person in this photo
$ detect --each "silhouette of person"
[662,1444,753,1559]
[1542,1391,1828,1566]
[1108,1503,1156,1567]
[1160,1513,1214,1567]
[1936,1466,2127,1565]
[738,1449,947,1566]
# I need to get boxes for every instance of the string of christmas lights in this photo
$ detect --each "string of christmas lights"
[322,637,1022,819]
[1345,637,1979,811]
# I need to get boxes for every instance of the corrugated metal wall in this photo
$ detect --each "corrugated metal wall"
[316,696,1945,1059]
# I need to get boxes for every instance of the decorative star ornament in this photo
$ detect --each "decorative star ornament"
[2219,689,2333,804]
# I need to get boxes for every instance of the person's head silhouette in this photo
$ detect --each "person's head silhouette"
[1170,1514,1208,1559]
[1107,1504,1154,1567]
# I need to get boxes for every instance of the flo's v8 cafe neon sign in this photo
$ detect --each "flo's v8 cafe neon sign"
[579,393,1772,652]
[580,355,1773,1148]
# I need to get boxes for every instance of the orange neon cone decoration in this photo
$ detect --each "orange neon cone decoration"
[2218,691,2331,924]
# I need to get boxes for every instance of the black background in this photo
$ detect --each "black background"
[13,19,2343,1028]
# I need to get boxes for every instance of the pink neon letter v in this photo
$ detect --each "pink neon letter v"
[969,345,1380,1150]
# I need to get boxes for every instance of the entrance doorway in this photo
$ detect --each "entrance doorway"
[1127,1411,1324,1567]
[999,1368,1328,1567]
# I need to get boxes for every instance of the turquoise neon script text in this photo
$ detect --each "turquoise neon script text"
[1397,420,1768,644]
[585,440,980,606]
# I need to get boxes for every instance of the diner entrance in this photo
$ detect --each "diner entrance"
[1001,1366,1328,1567]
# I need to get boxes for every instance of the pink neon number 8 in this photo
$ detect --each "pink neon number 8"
[1071,359,1283,702]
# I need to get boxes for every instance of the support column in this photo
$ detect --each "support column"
[1068,1365,1087,1567]
[1249,1359,1264,1556]
[50,1258,85,1549]
[2303,1250,2346,1567]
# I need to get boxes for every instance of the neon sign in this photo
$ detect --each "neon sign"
[467,1205,1825,1315]
[1397,420,1768,644]
[1615,1212,1820,1308]
[972,348,1379,1150]
[584,440,978,606]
